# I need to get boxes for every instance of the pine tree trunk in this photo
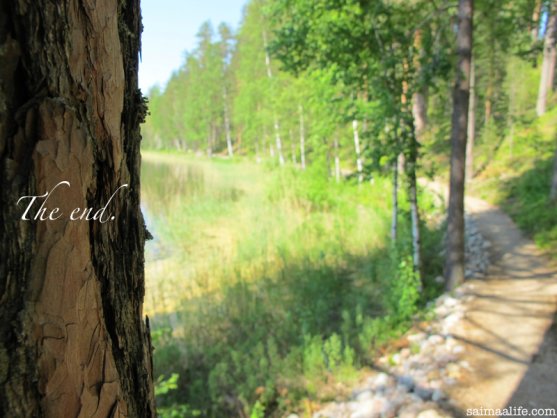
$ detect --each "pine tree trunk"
[466,56,476,181]
[352,119,364,183]
[446,0,474,291]
[299,104,306,170]
[0,1,155,416]
[532,0,542,41]
[412,30,428,140]
[537,1,557,116]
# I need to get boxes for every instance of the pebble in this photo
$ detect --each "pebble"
[417,409,448,418]
[310,215,490,418]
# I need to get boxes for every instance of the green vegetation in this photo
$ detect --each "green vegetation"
[143,152,444,417]
[140,0,557,416]
[472,106,557,255]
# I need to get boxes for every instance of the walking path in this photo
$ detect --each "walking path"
[447,195,557,415]
[310,188,557,418]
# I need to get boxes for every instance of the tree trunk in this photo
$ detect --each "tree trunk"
[223,87,234,158]
[262,31,284,166]
[404,120,423,281]
[334,134,341,183]
[532,0,542,41]
[352,119,364,183]
[446,0,474,291]
[289,129,297,164]
[0,1,155,417]
[412,30,428,140]
[391,161,399,242]
[466,55,476,181]
[299,104,306,170]
[551,146,557,201]
[537,1,557,116]
[412,89,428,140]
[273,119,285,166]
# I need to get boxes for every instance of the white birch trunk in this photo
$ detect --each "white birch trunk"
[223,87,234,158]
[550,147,557,201]
[207,126,213,158]
[352,119,363,183]
[409,176,421,282]
[263,31,285,166]
[391,161,399,242]
[289,129,297,164]
[299,104,306,170]
[274,119,285,166]
[334,134,341,183]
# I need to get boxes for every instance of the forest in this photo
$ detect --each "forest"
[140,0,557,417]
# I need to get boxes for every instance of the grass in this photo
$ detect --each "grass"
[141,151,444,417]
[470,106,557,256]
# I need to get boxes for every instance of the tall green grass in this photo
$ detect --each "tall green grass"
[141,151,443,417]
[472,107,557,255]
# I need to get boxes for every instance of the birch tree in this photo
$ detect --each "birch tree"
[219,23,235,157]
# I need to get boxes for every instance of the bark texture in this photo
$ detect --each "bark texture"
[0,0,155,417]
[537,1,557,117]
[446,0,473,290]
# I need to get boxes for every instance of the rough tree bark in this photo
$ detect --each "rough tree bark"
[537,1,557,117]
[0,0,155,417]
[446,0,474,291]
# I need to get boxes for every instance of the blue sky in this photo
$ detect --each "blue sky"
[139,0,248,93]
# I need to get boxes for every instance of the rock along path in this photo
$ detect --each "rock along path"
[310,187,557,418]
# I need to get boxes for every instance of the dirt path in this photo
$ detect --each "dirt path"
[445,194,557,415]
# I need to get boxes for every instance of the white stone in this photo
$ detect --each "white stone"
[452,345,465,354]
[417,408,447,418]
